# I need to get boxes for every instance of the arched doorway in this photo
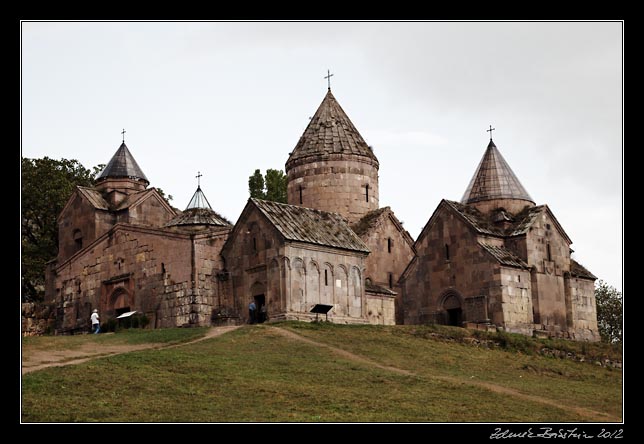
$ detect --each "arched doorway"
[109,288,131,316]
[441,291,463,327]
[250,281,266,323]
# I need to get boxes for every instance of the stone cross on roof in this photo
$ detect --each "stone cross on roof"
[487,125,495,141]
[324,69,334,90]
[121,128,126,143]
[196,171,202,187]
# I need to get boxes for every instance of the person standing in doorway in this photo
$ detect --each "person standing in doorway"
[248,300,257,324]
[91,309,100,334]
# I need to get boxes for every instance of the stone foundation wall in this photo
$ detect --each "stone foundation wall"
[365,293,395,325]
[22,302,56,336]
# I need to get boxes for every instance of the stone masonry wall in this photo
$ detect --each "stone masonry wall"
[402,205,500,325]
[50,224,228,332]
[498,267,534,335]
[365,293,395,325]
[566,275,599,341]
[287,155,379,224]
[525,210,571,334]
[359,210,415,324]
[22,302,56,336]
[223,205,369,325]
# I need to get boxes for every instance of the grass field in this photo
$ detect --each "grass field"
[21,323,622,423]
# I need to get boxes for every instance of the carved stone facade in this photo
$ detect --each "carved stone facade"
[221,199,370,324]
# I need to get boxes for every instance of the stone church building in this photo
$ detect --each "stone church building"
[400,139,599,341]
[43,86,598,340]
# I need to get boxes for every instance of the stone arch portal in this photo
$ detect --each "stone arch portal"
[440,290,463,327]
[108,287,131,316]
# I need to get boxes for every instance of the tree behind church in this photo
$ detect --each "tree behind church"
[595,280,623,343]
[248,168,287,203]
[21,157,102,302]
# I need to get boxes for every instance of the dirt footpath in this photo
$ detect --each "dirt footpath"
[22,326,239,375]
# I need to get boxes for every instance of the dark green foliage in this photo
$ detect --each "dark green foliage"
[264,169,287,203]
[248,169,265,199]
[155,188,173,204]
[248,168,287,203]
[595,280,623,343]
[21,157,99,301]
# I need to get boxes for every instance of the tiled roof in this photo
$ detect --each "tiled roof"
[96,142,149,183]
[365,280,397,296]
[114,189,156,211]
[506,205,545,236]
[444,200,544,238]
[252,198,370,253]
[479,243,530,268]
[165,207,231,228]
[461,140,533,205]
[76,186,109,210]
[570,259,597,280]
[286,89,378,167]
[351,207,390,237]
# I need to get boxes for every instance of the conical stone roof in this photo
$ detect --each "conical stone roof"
[461,140,533,205]
[286,89,378,167]
[96,142,149,183]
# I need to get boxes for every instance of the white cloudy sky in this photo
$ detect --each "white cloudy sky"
[21,21,623,292]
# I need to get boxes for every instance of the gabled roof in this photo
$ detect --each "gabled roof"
[96,142,149,183]
[418,199,572,246]
[461,140,533,205]
[113,188,156,211]
[570,259,597,280]
[365,279,397,296]
[479,243,530,269]
[351,206,416,252]
[286,89,378,167]
[251,198,370,253]
[351,207,390,237]
[76,186,109,210]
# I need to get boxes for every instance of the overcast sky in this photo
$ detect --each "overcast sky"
[21,21,623,292]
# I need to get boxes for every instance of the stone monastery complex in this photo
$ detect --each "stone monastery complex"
[44,87,599,341]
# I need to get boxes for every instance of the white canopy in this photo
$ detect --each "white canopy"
[116,311,138,319]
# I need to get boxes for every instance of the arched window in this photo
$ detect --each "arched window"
[73,229,83,252]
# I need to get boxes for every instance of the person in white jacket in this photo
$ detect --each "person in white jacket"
[91,309,100,334]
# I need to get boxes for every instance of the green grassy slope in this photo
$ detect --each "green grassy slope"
[21,324,622,423]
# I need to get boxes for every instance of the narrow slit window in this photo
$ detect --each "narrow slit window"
[388,272,393,289]
[299,186,303,205]
[445,244,450,261]
[387,237,392,253]
[253,237,257,252]
[546,243,552,261]
[324,269,328,286]
[365,184,369,202]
